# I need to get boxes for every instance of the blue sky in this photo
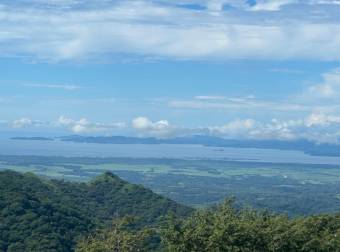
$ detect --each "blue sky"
[1,0,340,143]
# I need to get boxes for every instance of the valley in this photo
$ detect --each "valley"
[1,155,339,215]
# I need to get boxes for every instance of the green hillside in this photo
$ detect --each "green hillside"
[1,170,340,252]
[0,170,192,252]
[79,200,340,252]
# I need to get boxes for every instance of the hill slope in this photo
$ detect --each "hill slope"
[0,170,192,252]
[78,200,340,252]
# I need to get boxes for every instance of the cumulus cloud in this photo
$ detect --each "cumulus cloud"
[129,112,340,144]
[57,116,126,133]
[11,118,33,128]
[305,112,340,127]
[205,112,340,143]
[132,117,178,137]
[209,119,256,137]
[6,116,126,133]
[203,118,301,141]
[304,68,340,99]
[4,113,340,144]
[132,116,212,137]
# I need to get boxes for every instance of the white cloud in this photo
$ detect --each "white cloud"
[209,119,256,137]
[0,1,340,61]
[9,117,50,129]
[160,0,249,11]
[204,118,300,140]
[280,68,340,122]
[194,95,227,100]
[6,116,126,133]
[132,117,177,137]
[57,116,126,133]
[4,113,340,144]
[269,68,304,74]
[17,0,81,4]
[24,84,81,90]
[206,112,340,143]
[11,118,33,128]
[132,117,154,130]
[302,68,340,99]
[164,0,340,12]
[205,0,249,11]
[309,0,340,5]
[169,97,309,112]
[250,0,298,11]
[129,116,285,141]
[58,116,75,126]
[305,112,340,127]
[129,112,340,144]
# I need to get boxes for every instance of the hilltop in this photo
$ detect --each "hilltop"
[0,170,192,251]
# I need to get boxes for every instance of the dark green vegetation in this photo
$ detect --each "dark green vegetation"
[162,200,340,252]
[76,217,154,252]
[1,155,340,216]
[78,200,340,252]
[1,170,340,252]
[60,135,340,157]
[0,170,191,252]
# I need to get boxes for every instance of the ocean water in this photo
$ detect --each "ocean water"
[1,138,340,165]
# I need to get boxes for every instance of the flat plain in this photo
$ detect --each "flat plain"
[1,155,339,215]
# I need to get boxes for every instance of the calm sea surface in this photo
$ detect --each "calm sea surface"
[1,138,340,165]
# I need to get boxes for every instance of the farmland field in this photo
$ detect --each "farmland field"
[1,155,340,215]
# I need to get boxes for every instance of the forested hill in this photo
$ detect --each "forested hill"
[0,170,192,252]
[2,170,339,252]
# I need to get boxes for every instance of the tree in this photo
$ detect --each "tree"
[161,200,340,252]
[76,216,153,252]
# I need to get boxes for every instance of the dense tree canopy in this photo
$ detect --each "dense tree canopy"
[1,170,340,251]
[75,200,340,252]
[76,217,154,252]
[0,170,191,251]
[162,200,340,252]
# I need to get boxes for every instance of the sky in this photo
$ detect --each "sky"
[1,0,340,143]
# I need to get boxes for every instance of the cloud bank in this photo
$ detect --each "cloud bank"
[4,112,340,143]
[57,116,126,133]
[0,0,340,61]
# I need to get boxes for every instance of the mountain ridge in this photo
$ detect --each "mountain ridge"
[0,170,192,251]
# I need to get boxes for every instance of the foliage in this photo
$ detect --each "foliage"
[1,169,340,252]
[76,216,153,252]
[162,199,340,252]
[0,170,191,251]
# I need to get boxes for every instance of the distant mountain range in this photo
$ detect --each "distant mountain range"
[11,137,54,141]
[10,135,340,157]
[58,135,340,157]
